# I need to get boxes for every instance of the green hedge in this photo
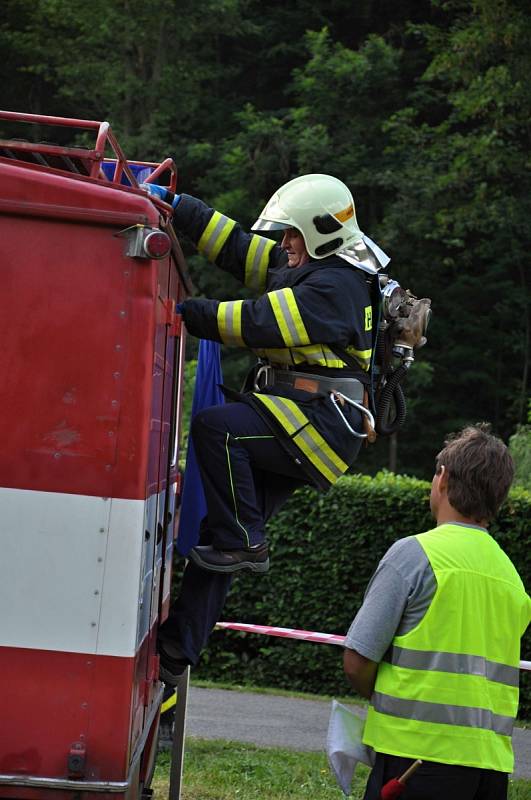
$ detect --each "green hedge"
[191,473,531,717]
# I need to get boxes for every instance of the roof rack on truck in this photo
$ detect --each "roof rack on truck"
[0,109,175,186]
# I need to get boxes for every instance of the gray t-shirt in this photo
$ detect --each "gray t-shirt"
[345,523,489,662]
[344,536,436,662]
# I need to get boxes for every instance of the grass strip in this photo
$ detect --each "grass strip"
[191,678,367,707]
[152,738,531,800]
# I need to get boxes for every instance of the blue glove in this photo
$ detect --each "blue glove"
[140,183,181,209]
[175,303,185,314]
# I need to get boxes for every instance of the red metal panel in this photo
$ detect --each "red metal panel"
[0,163,164,500]
[0,647,133,781]
[0,133,188,798]
[0,788,120,800]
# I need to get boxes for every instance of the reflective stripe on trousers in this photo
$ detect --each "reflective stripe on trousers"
[253,393,348,485]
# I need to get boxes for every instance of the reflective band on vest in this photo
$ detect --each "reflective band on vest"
[198,211,237,262]
[217,300,244,346]
[267,289,311,348]
[385,645,520,687]
[245,235,275,293]
[372,692,514,737]
[254,393,348,484]
[363,524,530,772]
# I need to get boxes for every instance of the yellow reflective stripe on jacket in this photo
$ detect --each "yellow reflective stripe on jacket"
[198,211,237,262]
[252,345,346,369]
[267,289,311,348]
[245,235,275,293]
[253,347,293,365]
[345,344,372,371]
[254,394,348,484]
[217,300,244,346]
[293,345,345,369]
[258,342,373,370]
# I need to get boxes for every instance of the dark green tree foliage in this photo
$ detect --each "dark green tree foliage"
[0,0,257,155]
[188,475,531,716]
[380,0,531,472]
[0,0,528,477]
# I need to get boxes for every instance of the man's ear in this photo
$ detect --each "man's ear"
[437,465,448,495]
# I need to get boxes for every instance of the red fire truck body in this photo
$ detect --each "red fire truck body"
[0,113,190,799]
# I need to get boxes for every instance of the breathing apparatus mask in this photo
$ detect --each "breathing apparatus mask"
[372,275,432,436]
[336,237,431,438]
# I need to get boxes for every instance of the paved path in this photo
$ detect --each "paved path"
[186,686,531,780]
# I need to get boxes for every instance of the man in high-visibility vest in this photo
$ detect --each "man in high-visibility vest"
[343,424,531,799]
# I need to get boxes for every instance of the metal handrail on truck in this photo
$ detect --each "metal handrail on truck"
[0,110,177,190]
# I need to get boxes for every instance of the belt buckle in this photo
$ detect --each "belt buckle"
[254,364,272,391]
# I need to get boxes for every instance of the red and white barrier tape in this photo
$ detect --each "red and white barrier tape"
[216,622,531,672]
[216,621,345,646]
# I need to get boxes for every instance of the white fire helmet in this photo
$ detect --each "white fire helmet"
[252,174,363,259]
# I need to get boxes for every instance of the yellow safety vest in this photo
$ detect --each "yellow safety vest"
[363,524,531,772]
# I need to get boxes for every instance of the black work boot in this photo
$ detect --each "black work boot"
[188,542,269,574]
[158,640,189,687]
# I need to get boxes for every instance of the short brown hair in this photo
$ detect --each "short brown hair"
[435,423,514,523]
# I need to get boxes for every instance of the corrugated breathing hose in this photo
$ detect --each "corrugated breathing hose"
[375,363,408,436]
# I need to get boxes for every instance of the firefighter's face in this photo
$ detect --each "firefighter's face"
[281,227,310,268]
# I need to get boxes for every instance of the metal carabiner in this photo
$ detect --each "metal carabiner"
[254,363,273,391]
[329,391,375,439]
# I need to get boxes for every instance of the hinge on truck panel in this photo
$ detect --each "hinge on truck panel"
[175,472,183,504]
[150,654,160,683]
[162,298,182,337]
[140,679,151,707]
[67,742,87,778]
[141,655,160,707]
